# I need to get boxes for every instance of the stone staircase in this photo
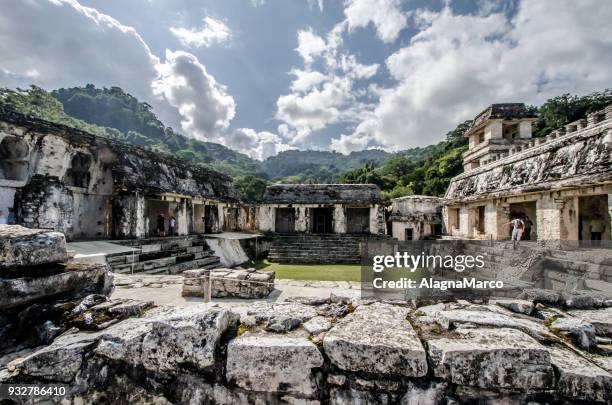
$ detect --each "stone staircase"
[106,235,221,274]
[267,234,391,264]
[451,240,612,295]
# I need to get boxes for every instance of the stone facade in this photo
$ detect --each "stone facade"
[259,184,386,235]
[0,108,238,241]
[445,104,612,241]
[388,195,443,240]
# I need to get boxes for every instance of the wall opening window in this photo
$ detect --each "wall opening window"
[0,136,29,181]
[65,152,92,188]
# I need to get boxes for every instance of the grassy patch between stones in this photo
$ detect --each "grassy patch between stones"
[253,259,362,281]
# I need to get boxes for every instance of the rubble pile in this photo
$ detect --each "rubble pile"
[181,268,275,299]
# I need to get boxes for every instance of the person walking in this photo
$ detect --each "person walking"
[504,217,524,248]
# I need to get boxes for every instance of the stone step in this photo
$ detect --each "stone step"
[269,247,360,254]
[543,257,612,280]
[131,256,221,275]
[108,248,213,269]
[548,249,612,265]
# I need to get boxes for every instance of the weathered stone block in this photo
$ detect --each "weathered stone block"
[548,346,612,402]
[0,263,113,310]
[427,327,554,389]
[0,225,68,269]
[568,307,612,336]
[226,334,324,398]
[323,302,427,377]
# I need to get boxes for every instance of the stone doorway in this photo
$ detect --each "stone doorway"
[0,136,29,181]
[312,207,333,234]
[204,205,219,234]
[148,200,177,237]
[579,195,610,240]
[346,208,370,234]
[275,208,295,233]
[509,201,537,240]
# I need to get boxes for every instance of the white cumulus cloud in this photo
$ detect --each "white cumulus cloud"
[170,17,232,48]
[338,0,612,151]
[344,0,408,43]
[152,50,236,140]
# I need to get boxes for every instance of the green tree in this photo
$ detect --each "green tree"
[234,175,270,203]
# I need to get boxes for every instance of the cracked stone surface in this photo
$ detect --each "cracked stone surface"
[323,302,427,377]
[0,225,68,269]
[226,334,324,398]
[428,327,554,389]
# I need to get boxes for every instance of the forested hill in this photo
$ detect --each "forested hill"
[1,85,610,200]
[261,149,392,183]
[51,85,262,177]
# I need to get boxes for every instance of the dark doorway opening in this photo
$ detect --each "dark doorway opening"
[476,206,485,233]
[346,208,370,234]
[205,205,218,234]
[275,208,295,233]
[579,195,610,241]
[434,224,443,236]
[405,228,414,240]
[312,207,333,234]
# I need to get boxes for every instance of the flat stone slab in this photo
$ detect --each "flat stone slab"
[490,298,534,315]
[427,327,554,389]
[323,302,427,377]
[0,225,68,269]
[548,346,612,402]
[568,307,612,336]
[226,334,324,398]
[96,307,239,373]
[0,263,113,310]
[302,316,332,335]
[244,302,318,333]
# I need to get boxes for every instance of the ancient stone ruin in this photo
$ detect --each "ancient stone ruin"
[445,103,612,241]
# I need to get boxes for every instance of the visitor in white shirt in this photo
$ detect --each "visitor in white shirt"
[0,210,7,225]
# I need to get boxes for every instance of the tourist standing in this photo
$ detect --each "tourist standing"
[157,214,165,236]
[169,216,177,236]
[0,210,7,225]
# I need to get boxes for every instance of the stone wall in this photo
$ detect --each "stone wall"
[182,268,274,299]
[3,292,611,404]
[0,109,237,240]
[389,196,443,240]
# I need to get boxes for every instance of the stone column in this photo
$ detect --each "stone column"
[608,194,612,239]
[333,205,346,234]
[216,204,225,232]
[484,121,503,141]
[177,199,189,236]
[258,205,274,233]
[519,121,533,139]
[295,206,308,233]
[536,194,579,240]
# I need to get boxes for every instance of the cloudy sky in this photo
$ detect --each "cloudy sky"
[1,0,611,160]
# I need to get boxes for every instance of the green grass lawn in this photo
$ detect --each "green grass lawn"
[253,259,362,281]
[251,259,428,282]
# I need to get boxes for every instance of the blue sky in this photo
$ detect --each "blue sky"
[1,0,610,159]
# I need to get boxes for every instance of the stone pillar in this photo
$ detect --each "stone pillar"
[258,205,274,233]
[369,205,384,235]
[295,206,308,233]
[484,201,504,239]
[134,193,146,239]
[216,204,225,232]
[536,194,579,240]
[484,121,503,141]
[608,194,612,239]
[177,199,189,236]
[333,205,346,234]
[519,120,532,139]
[495,202,511,240]
[459,206,471,238]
